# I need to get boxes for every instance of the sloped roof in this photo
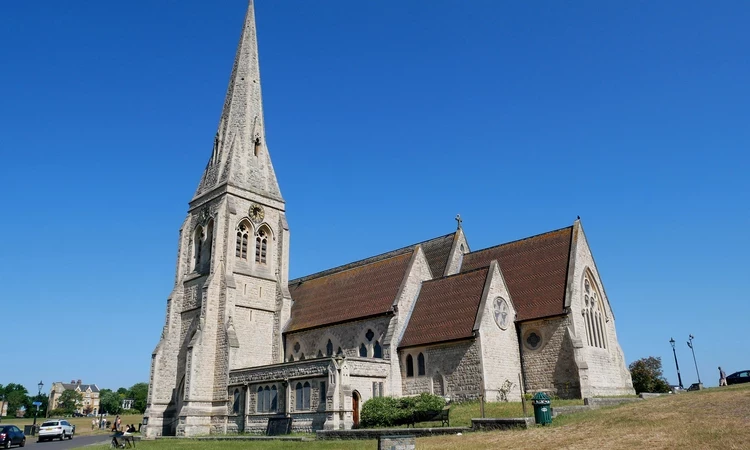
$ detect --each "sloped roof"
[286,251,414,333]
[285,233,456,333]
[400,267,489,348]
[461,226,573,321]
[59,382,99,393]
[289,232,454,286]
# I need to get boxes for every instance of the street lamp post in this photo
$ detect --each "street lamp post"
[33,380,43,429]
[669,338,684,389]
[687,335,701,385]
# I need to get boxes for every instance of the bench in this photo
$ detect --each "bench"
[406,406,450,428]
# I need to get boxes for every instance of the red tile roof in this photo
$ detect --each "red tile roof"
[286,251,413,333]
[399,267,490,348]
[461,226,573,321]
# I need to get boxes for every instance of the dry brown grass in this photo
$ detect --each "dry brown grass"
[83,385,750,449]
[3,413,144,437]
[417,384,750,450]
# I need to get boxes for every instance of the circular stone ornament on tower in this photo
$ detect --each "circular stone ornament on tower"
[493,297,510,330]
[249,203,265,223]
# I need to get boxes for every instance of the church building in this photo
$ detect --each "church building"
[144,1,634,437]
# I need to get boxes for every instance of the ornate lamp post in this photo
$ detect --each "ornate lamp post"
[669,338,684,389]
[33,380,44,428]
[687,335,701,385]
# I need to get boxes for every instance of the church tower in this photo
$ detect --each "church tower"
[144,0,292,437]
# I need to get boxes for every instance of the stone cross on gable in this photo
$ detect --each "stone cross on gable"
[455,214,463,230]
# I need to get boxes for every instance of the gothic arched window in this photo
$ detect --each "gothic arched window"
[359,344,368,357]
[236,220,251,261]
[255,227,269,264]
[417,353,426,376]
[582,272,607,349]
[232,388,240,414]
[263,386,271,412]
[303,382,311,410]
[295,383,303,411]
[295,382,311,411]
[256,386,264,413]
[326,340,333,357]
[406,354,414,377]
[374,341,382,359]
[270,386,278,412]
[194,226,204,271]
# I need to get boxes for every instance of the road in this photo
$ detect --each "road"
[22,434,112,449]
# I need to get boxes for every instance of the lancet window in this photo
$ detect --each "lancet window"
[236,220,251,261]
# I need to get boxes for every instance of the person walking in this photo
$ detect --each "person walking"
[719,367,728,386]
[92,418,97,430]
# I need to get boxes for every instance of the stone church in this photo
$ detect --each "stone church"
[144,1,634,437]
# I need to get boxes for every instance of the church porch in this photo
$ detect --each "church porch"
[229,356,390,432]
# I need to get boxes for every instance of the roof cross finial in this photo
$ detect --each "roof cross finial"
[455,214,463,230]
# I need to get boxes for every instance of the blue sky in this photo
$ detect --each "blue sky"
[1,0,748,395]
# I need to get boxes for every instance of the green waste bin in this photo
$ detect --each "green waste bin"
[531,392,552,425]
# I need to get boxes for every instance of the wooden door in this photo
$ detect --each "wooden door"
[352,392,360,427]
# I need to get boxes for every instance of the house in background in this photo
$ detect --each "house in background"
[48,380,100,415]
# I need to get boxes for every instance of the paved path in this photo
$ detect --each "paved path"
[22,434,112,449]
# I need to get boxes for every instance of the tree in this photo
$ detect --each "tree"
[29,393,48,418]
[57,390,83,415]
[99,389,122,415]
[629,356,671,394]
[127,383,149,413]
[1,384,29,418]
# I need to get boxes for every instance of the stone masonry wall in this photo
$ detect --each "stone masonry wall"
[477,264,523,401]
[285,317,392,362]
[566,223,635,397]
[401,340,482,401]
[520,316,581,398]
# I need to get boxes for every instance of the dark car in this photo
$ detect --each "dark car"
[726,370,750,385]
[0,425,26,448]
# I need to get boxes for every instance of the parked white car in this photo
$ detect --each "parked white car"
[38,419,75,441]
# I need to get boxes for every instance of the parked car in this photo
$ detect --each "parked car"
[0,425,26,448]
[38,419,75,442]
[726,370,750,385]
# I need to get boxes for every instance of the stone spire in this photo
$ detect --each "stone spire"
[193,0,282,202]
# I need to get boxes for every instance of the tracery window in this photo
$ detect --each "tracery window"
[359,344,368,357]
[326,340,333,357]
[417,352,426,376]
[255,227,269,264]
[236,221,251,260]
[374,341,383,359]
[582,272,607,349]
[406,354,414,377]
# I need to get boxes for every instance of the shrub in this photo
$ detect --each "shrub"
[360,397,408,428]
[361,393,446,428]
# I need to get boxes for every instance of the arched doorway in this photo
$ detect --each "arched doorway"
[352,391,360,427]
